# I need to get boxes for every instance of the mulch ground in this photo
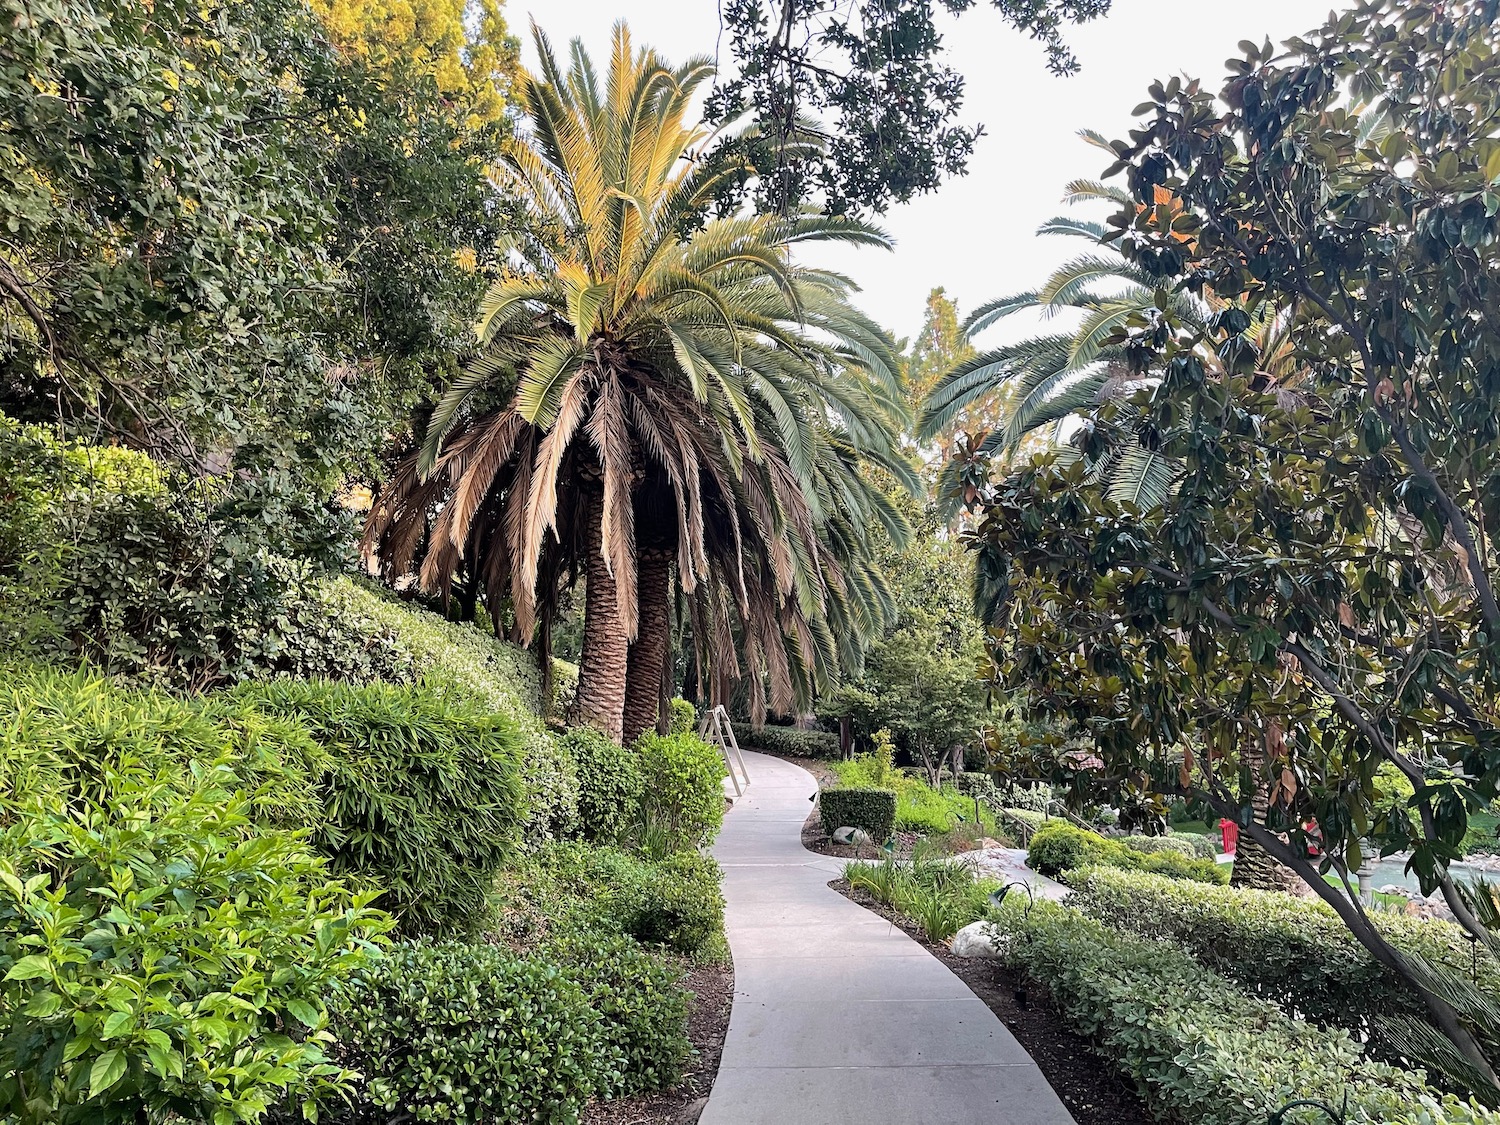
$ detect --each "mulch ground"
[833,879,1153,1125]
[583,957,734,1125]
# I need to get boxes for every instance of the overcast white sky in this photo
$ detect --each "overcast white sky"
[519,1,1344,343]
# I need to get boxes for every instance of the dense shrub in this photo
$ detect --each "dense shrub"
[491,842,725,958]
[1119,833,1198,858]
[0,419,398,689]
[985,900,1484,1125]
[233,679,525,934]
[635,731,725,849]
[1028,821,1226,884]
[745,723,841,759]
[1067,866,1500,1058]
[670,697,697,735]
[564,727,644,843]
[0,764,386,1125]
[545,932,691,1096]
[327,940,606,1125]
[326,578,581,839]
[819,787,897,842]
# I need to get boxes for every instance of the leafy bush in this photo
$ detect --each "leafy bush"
[233,679,525,934]
[847,852,996,942]
[1028,821,1226,884]
[564,727,644,843]
[1119,833,1198,858]
[670,697,697,735]
[635,731,725,849]
[326,940,606,1125]
[820,787,897,842]
[1067,866,1500,1061]
[744,723,841,759]
[545,932,691,1096]
[0,419,398,689]
[325,578,581,839]
[491,842,725,958]
[0,764,386,1125]
[985,900,1474,1125]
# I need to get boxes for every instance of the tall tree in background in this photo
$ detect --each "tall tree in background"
[364,24,914,743]
[0,0,512,557]
[709,0,1113,215]
[972,1,1500,1085]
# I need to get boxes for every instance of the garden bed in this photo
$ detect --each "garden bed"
[831,878,1153,1125]
[584,958,734,1125]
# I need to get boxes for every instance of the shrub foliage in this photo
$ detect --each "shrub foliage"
[819,788,898,842]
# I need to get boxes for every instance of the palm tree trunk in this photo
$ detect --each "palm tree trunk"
[1231,728,1304,892]
[574,496,629,743]
[623,549,671,745]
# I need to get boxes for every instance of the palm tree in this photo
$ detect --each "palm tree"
[363,23,913,743]
[919,143,1298,511]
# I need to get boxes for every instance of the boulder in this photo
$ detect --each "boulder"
[950,921,1001,959]
[832,826,873,846]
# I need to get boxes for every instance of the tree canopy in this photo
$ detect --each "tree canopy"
[968,0,1500,1087]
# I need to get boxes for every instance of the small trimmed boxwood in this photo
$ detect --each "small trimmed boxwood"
[819,787,897,842]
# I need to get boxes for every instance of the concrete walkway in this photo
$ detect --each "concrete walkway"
[700,752,1076,1125]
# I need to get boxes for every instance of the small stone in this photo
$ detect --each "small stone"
[950,921,1001,959]
[1377,884,1406,896]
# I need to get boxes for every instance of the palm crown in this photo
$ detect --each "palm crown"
[365,23,914,741]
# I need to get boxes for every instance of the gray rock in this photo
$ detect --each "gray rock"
[1378,884,1407,896]
[950,921,1001,959]
[832,826,873,846]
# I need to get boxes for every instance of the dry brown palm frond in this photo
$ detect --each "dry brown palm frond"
[520,369,594,605]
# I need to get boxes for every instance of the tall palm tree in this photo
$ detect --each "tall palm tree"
[363,23,913,742]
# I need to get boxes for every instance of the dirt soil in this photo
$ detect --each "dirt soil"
[583,958,734,1125]
[833,879,1154,1125]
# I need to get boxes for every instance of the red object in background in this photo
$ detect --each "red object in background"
[1219,819,1238,854]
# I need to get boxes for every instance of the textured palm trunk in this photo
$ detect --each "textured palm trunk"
[574,498,629,743]
[1231,729,1304,892]
[623,549,672,745]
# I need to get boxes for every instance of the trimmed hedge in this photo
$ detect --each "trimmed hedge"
[1067,866,1500,1057]
[820,787,897,842]
[564,727,644,843]
[1028,821,1226,885]
[232,678,526,935]
[1118,833,1199,859]
[985,900,1489,1125]
[670,697,696,735]
[746,724,841,759]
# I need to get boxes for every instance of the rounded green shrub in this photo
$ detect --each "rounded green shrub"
[746,724,841,759]
[563,727,644,843]
[670,697,697,735]
[0,763,387,1125]
[1120,833,1199,858]
[327,940,606,1124]
[634,731,725,849]
[546,932,691,1097]
[634,850,725,953]
[1027,821,1113,876]
[232,678,526,934]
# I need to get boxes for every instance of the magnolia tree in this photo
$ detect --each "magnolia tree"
[967,1,1500,1087]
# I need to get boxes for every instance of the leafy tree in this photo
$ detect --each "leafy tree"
[708,0,1112,215]
[0,0,509,557]
[309,0,519,122]
[972,0,1500,1084]
[363,25,914,743]
[821,506,988,780]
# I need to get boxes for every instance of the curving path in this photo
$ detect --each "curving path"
[701,752,1076,1125]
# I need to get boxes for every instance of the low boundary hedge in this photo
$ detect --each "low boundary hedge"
[746,724,841,760]
[1066,866,1500,1058]
[985,900,1493,1125]
[819,787,896,842]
